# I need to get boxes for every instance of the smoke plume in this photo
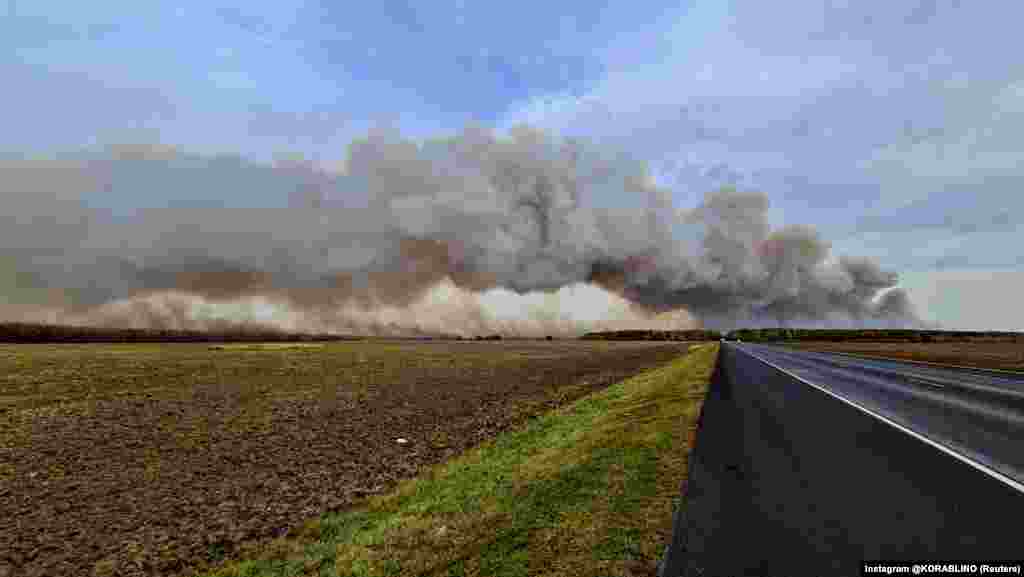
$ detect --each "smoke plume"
[0,124,918,335]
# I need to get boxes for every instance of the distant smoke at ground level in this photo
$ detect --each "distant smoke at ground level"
[2,279,919,337]
[5,280,701,338]
[0,124,922,331]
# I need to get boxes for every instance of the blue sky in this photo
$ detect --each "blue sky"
[3,0,1023,329]
[3,0,669,151]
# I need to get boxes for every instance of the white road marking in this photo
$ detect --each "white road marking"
[908,375,946,389]
[735,344,1024,495]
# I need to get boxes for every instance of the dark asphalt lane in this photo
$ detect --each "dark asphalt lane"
[659,343,1024,577]
[743,343,1024,487]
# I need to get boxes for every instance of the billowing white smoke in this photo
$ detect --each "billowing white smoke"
[29,280,696,337]
[0,124,919,333]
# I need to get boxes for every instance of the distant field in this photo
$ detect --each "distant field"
[0,340,689,577]
[786,341,1024,372]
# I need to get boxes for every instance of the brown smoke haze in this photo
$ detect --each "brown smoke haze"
[0,124,919,335]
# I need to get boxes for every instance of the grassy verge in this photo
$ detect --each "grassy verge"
[198,343,719,577]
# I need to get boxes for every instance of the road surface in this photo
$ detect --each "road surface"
[659,342,1024,577]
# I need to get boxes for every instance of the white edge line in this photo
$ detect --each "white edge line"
[735,344,1024,495]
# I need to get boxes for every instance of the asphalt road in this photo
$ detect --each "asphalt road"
[660,343,1024,577]
[744,343,1024,487]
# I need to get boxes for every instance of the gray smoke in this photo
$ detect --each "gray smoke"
[0,124,919,333]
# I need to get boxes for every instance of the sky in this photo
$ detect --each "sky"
[3,0,1022,330]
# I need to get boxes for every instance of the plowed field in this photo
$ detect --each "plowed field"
[0,340,690,577]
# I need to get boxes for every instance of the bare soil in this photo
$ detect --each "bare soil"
[786,341,1024,372]
[0,340,689,577]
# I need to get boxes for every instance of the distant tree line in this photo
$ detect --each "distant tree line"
[723,328,1024,343]
[579,330,722,341]
[8,323,1014,344]
[0,322,363,343]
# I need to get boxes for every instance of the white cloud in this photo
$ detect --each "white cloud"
[864,78,1024,209]
[900,270,1024,332]
[495,0,1024,330]
[500,0,1024,258]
